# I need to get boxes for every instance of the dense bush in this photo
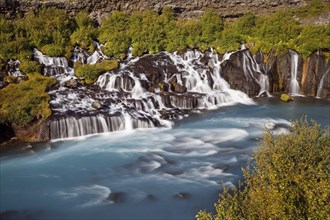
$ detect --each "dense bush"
[99,11,131,58]
[70,12,98,52]
[1,4,329,61]
[196,119,330,219]
[75,59,119,84]
[0,73,56,126]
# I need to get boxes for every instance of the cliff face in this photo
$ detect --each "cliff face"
[1,0,306,19]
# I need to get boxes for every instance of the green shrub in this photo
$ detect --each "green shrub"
[200,9,224,45]
[40,44,65,57]
[75,59,119,84]
[295,24,330,59]
[235,12,256,36]
[20,60,41,74]
[0,73,56,126]
[99,11,131,58]
[16,8,73,56]
[295,0,330,18]
[70,12,98,52]
[196,119,330,219]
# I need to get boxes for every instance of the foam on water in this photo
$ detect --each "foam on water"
[56,185,112,208]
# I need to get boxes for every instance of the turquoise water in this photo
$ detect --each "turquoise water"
[0,97,329,219]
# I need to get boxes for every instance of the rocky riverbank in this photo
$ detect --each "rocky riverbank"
[0,47,329,144]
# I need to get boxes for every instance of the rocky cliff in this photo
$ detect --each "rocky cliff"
[1,0,306,20]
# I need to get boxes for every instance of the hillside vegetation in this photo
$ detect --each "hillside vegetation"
[0,73,56,126]
[0,0,329,62]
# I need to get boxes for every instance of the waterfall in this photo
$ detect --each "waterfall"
[34,49,74,82]
[50,114,155,140]
[166,50,254,107]
[289,51,301,95]
[7,59,24,77]
[50,49,256,140]
[257,73,271,97]
[316,67,330,98]
[242,50,271,97]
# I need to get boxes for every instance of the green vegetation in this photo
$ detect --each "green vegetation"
[70,12,98,52]
[196,119,330,219]
[0,0,329,62]
[75,59,119,84]
[0,73,56,126]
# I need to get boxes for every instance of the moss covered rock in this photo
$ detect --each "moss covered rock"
[280,93,293,102]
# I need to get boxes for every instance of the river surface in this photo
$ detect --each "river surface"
[0,97,329,220]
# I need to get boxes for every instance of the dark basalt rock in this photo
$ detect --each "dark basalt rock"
[265,50,280,92]
[0,124,15,144]
[107,192,125,203]
[165,170,184,176]
[302,51,330,98]
[221,50,260,96]
[174,192,191,200]
[63,78,79,88]
[145,194,157,202]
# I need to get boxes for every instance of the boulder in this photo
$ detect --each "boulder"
[92,100,102,109]
[174,192,191,200]
[221,50,260,96]
[63,79,79,88]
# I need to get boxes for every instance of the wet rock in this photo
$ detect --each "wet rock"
[165,170,184,176]
[174,192,191,200]
[92,100,102,109]
[301,51,330,98]
[258,91,268,97]
[254,50,264,64]
[266,50,280,92]
[221,50,260,96]
[107,192,125,203]
[0,124,15,145]
[212,164,228,172]
[145,194,157,202]
[207,60,215,69]
[170,82,187,93]
[0,79,8,89]
[63,78,79,88]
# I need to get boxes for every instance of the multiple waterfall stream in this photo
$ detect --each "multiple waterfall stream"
[28,47,329,140]
[41,49,260,140]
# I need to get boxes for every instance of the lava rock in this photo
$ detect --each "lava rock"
[91,100,102,109]
[174,192,191,200]
[63,79,79,88]
[107,192,125,203]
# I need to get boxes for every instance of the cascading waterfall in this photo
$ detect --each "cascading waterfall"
[316,67,330,98]
[7,59,24,77]
[33,49,75,84]
[167,50,254,108]
[289,50,301,95]
[46,48,258,140]
[242,50,271,97]
[50,114,155,140]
